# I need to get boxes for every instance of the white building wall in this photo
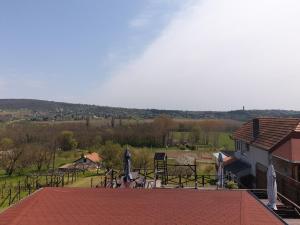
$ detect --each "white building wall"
[234,141,270,176]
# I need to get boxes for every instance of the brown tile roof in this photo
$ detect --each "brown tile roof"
[232,118,300,151]
[0,188,284,225]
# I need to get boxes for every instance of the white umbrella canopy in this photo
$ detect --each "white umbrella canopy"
[217,153,224,188]
[267,164,278,210]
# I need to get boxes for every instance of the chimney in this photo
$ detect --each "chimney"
[253,118,260,139]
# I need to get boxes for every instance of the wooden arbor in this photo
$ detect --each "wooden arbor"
[154,152,168,185]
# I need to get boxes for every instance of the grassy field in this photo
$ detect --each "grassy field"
[171,131,234,150]
[65,175,104,188]
[54,150,85,168]
[0,150,86,178]
[218,132,234,149]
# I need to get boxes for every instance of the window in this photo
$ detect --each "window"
[235,140,247,152]
[246,144,250,151]
[235,140,240,151]
[241,141,245,154]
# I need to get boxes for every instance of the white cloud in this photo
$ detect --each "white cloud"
[128,0,191,29]
[93,0,300,110]
[129,15,151,28]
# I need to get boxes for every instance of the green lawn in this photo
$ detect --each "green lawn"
[171,131,234,150]
[65,176,103,188]
[218,132,234,149]
[54,150,85,168]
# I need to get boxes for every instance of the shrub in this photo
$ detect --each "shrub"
[226,180,238,189]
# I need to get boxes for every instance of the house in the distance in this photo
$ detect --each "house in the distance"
[232,118,300,204]
[59,152,102,172]
[74,152,102,170]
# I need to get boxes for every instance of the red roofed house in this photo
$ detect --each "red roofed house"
[74,152,102,169]
[232,118,300,203]
[0,188,285,225]
[59,152,102,172]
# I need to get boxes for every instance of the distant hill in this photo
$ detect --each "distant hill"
[1,99,300,121]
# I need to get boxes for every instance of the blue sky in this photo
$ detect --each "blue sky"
[1,0,300,110]
[0,0,184,102]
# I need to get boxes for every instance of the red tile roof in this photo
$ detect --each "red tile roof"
[0,188,283,225]
[85,152,102,163]
[233,118,300,151]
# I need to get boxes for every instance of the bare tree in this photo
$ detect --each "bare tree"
[0,138,24,175]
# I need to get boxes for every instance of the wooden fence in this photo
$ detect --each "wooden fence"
[0,171,79,208]
[276,171,300,206]
[102,166,219,189]
[255,163,300,206]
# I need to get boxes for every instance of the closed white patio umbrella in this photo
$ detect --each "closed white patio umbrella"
[123,147,133,182]
[267,164,277,210]
[217,153,224,188]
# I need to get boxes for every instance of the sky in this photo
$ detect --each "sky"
[1,0,300,111]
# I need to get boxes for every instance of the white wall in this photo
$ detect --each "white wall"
[234,141,270,176]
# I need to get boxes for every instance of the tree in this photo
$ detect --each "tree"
[210,132,220,148]
[132,148,152,169]
[111,117,115,128]
[28,144,52,172]
[58,131,77,151]
[153,115,176,147]
[100,141,122,170]
[189,127,201,144]
[0,138,24,175]
[0,137,14,151]
[92,135,103,148]
[85,117,90,128]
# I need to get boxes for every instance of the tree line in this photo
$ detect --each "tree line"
[0,117,240,175]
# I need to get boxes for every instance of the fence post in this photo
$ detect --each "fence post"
[8,188,12,206]
[194,165,198,189]
[25,176,28,188]
[179,174,182,188]
[91,177,93,188]
[202,175,205,187]
[18,181,21,201]
[110,169,114,188]
[154,169,157,188]
[28,184,31,195]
